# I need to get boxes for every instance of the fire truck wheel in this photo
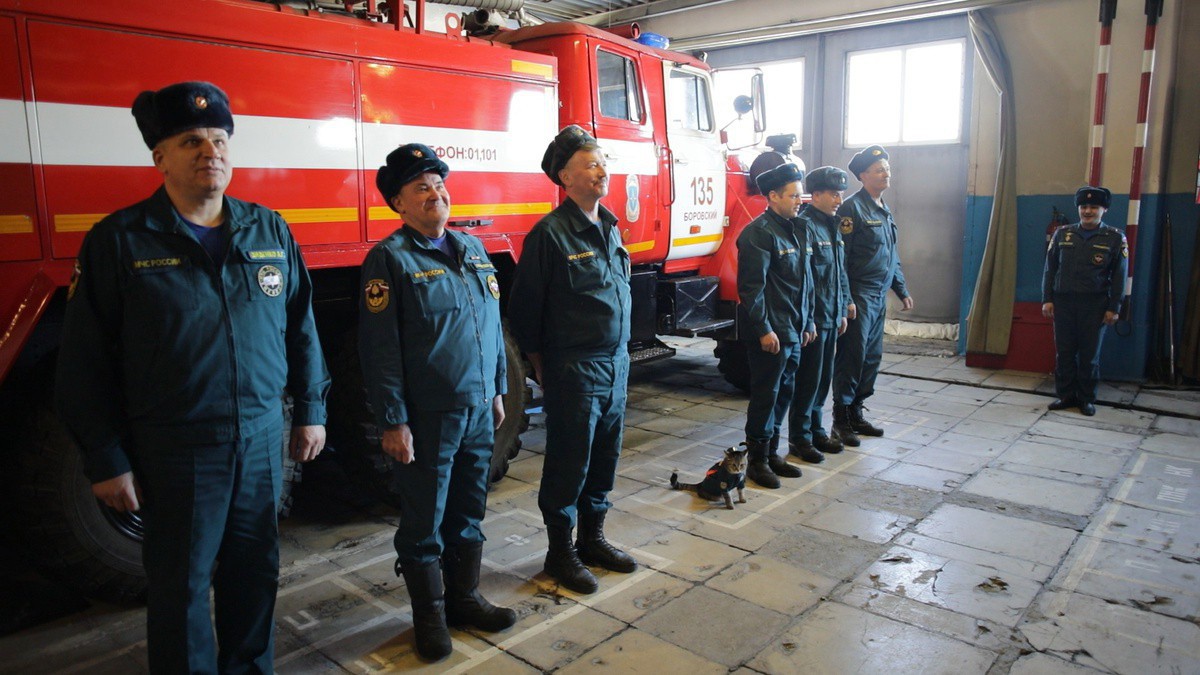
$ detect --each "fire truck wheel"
[490,323,529,486]
[14,405,148,604]
[714,339,752,394]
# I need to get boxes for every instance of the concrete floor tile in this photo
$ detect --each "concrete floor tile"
[884,408,962,431]
[1084,502,1200,558]
[1008,652,1109,674]
[893,532,1056,583]
[706,554,838,615]
[877,461,968,492]
[888,377,950,393]
[751,602,997,674]
[856,547,1042,626]
[915,504,1078,567]
[505,606,625,671]
[910,397,983,419]
[936,366,995,384]
[850,437,923,460]
[671,402,744,423]
[634,414,714,438]
[1048,537,1200,622]
[1112,452,1200,512]
[927,431,1013,458]
[802,500,914,544]
[992,390,1055,407]
[838,478,944,520]
[835,452,899,478]
[635,530,750,583]
[967,401,1048,427]
[679,511,788,551]
[1139,431,1200,459]
[1028,419,1144,450]
[953,418,1027,443]
[635,585,788,667]
[960,467,1105,517]
[1021,590,1200,674]
[760,526,885,580]
[841,584,1017,653]
[1134,390,1200,417]
[559,627,729,675]
[998,440,1130,480]
[1151,414,1200,436]
[588,571,694,624]
[981,371,1048,391]
[903,445,994,474]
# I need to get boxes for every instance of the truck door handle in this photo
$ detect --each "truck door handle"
[674,157,689,165]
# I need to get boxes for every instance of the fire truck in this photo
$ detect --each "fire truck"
[0,0,767,601]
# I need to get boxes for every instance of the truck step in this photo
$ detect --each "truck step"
[629,340,677,364]
[671,318,735,338]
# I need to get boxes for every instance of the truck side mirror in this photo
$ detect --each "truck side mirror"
[732,95,753,115]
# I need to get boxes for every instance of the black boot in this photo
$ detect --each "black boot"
[744,438,780,489]
[787,438,824,464]
[832,404,860,447]
[813,430,844,454]
[768,435,802,476]
[442,542,517,632]
[849,403,884,437]
[544,526,598,594]
[576,511,637,573]
[399,560,453,661]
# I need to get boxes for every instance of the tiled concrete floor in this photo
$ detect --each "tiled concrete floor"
[2,337,1198,674]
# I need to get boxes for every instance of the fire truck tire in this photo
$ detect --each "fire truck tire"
[714,339,752,393]
[490,323,529,485]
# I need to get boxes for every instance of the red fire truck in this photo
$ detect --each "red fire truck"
[0,0,767,600]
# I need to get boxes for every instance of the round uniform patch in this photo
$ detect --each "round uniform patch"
[1091,252,1105,266]
[364,278,390,313]
[840,217,854,235]
[486,274,501,300]
[257,265,284,297]
[1122,246,1129,258]
[67,261,81,301]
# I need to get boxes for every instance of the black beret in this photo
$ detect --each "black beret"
[755,162,805,196]
[805,166,848,193]
[1075,186,1111,209]
[541,125,599,186]
[376,143,450,209]
[131,81,234,149]
[848,145,888,178]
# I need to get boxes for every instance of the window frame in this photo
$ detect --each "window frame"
[595,47,645,124]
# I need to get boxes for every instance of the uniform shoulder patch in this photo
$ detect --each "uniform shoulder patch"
[486,274,501,299]
[364,278,390,313]
[1122,245,1129,258]
[839,217,854,235]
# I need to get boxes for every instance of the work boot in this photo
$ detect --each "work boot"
[788,438,824,464]
[1047,398,1076,411]
[576,511,637,573]
[849,403,884,437]
[544,525,598,594]
[768,435,802,477]
[813,430,844,454]
[399,560,453,661]
[1080,402,1096,416]
[832,404,861,447]
[744,438,780,489]
[442,542,517,632]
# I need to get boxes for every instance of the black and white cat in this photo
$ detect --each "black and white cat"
[670,444,748,510]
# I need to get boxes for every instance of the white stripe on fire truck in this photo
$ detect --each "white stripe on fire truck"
[0,99,33,164]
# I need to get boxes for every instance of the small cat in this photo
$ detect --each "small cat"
[670,444,748,509]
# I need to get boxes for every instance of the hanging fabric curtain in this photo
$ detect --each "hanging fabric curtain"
[965,9,1019,355]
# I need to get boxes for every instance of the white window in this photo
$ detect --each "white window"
[597,50,643,122]
[845,40,964,146]
[714,59,805,148]
[668,69,713,132]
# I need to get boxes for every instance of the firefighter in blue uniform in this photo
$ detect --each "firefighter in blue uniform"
[832,145,913,446]
[509,125,637,595]
[359,143,515,661]
[789,166,852,464]
[1041,186,1128,416]
[737,162,814,488]
[55,82,330,674]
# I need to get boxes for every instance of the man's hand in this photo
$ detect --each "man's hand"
[1104,310,1118,326]
[93,472,142,513]
[900,296,914,311]
[382,424,415,463]
[1041,302,1054,319]
[847,304,857,320]
[527,352,544,385]
[492,395,506,430]
[759,331,780,354]
[838,317,848,336]
[802,330,816,347]
[290,424,326,462]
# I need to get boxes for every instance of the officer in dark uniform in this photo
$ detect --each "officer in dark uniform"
[747,133,805,195]
[55,81,330,674]
[359,143,515,661]
[832,145,913,446]
[1041,186,1128,416]
[789,166,852,464]
[737,162,814,488]
[509,125,637,595]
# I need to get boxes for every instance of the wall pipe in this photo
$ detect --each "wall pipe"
[1123,0,1164,314]
[1087,0,1118,187]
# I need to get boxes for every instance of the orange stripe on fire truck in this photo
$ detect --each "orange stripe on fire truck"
[510,60,554,80]
[0,215,35,235]
[672,233,723,248]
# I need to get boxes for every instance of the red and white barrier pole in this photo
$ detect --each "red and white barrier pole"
[1087,0,1118,186]
[1124,0,1163,305]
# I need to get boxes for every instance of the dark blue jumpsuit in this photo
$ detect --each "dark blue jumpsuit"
[508,199,631,531]
[1042,223,1128,404]
[790,204,851,444]
[55,187,330,675]
[358,227,506,567]
[736,209,816,443]
[833,189,909,407]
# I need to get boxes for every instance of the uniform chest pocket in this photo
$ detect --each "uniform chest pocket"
[411,272,459,315]
[126,258,199,311]
[773,249,801,279]
[566,253,604,292]
[1088,245,1111,266]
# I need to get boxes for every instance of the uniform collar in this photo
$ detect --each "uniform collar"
[763,208,800,231]
[851,188,888,212]
[402,224,462,255]
[562,198,618,233]
[800,203,837,225]
[144,185,247,235]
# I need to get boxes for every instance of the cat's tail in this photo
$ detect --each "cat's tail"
[669,471,680,489]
